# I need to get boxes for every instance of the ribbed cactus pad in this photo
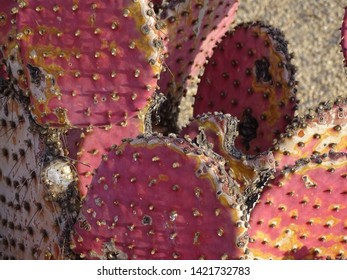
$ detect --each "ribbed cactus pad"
[72,135,250,260]
[248,154,347,260]
[64,118,142,198]
[180,112,275,212]
[341,7,347,66]
[194,22,297,154]
[274,98,347,169]
[0,93,64,259]
[0,0,163,127]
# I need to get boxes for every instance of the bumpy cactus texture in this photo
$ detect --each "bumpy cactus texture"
[65,120,141,198]
[274,98,347,169]
[158,0,239,94]
[0,0,347,260]
[0,90,68,259]
[248,98,347,259]
[194,22,297,154]
[180,112,275,212]
[0,0,163,127]
[72,135,249,260]
[155,0,239,132]
[248,153,347,260]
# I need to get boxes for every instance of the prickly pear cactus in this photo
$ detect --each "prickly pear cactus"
[0,0,163,127]
[72,134,250,260]
[274,98,347,169]
[155,0,239,132]
[0,83,79,259]
[64,119,141,198]
[248,98,347,260]
[1,0,346,262]
[180,112,275,212]
[249,154,347,260]
[62,92,164,198]
[194,22,298,154]
[158,0,239,94]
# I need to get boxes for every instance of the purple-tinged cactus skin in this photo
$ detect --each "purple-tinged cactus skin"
[194,22,298,154]
[62,93,164,198]
[0,0,163,127]
[0,0,347,261]
[72,135,250,260]
[0,85,79,259]
[0,1,18,82]
[341,7,347,66]
[248,153,347,260]
[248,98,347,260]
[64,119,142,198]
[180,112,275,212]
[155,0,239,132]
[274,98,347,170]
[158,0,239,93]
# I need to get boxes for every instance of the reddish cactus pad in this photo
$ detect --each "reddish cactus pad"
[248,154,347,260]
[64,117,142,198]
[0,1,13,80]
[72,135,249,260]
[0,1,16,47]
[0,1,20,82]
[0,0,163,127]
[274,98,347,169]
[248,98,347,259]
[158,0,238,97]
[341,7,347,66]
[155,0,238,132]
[194,22,297,154]
[180,112,275,206]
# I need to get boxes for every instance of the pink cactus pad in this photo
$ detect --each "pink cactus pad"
[155,0,238,132]
[72,135,250,260]
[248,153,347,260]
[0,1,19,82]
[0,92,69,259]
[64,117,142,198]
[0,1,16,47]
[341,7,347,66]
[158,0,238,94]
[180,112,275,212]
[248,98,347,259]
[0,0,163,127]
[274,97,347,170]
[194,22,298,154]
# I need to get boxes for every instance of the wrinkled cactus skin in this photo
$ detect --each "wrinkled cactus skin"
[0,0,346,260]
